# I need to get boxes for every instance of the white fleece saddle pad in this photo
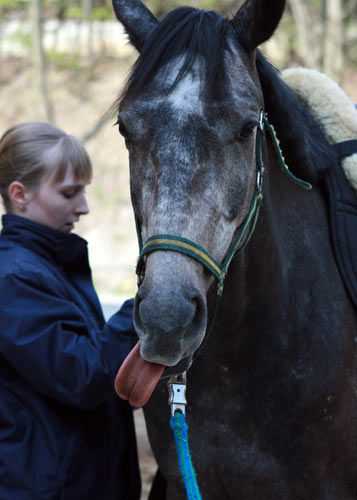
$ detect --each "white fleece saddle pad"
[281,67,357,193]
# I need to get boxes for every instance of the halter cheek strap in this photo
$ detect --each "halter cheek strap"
[135,112,311,295]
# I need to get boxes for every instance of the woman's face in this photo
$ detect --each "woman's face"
[23,164,90,232]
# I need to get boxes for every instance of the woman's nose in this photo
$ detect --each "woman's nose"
[75,194,90,215]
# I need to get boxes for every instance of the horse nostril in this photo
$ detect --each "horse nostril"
[133,293,144,332]
[190,294,207,335]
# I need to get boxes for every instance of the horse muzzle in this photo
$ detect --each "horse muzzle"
[133,254,208,366]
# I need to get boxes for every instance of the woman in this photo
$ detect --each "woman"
[0,122,141,500]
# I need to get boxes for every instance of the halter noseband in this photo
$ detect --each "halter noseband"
[135,111,311,295]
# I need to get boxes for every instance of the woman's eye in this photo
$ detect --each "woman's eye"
[62,191,76,199]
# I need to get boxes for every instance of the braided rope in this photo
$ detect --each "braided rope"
[170,411,202,500]
[263,116,312,190]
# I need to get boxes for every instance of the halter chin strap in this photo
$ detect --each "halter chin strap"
[135,111,312,295]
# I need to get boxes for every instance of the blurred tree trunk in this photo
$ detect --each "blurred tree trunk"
[288,0,322,69]
[51,0,66,53]
[30,0,54,122]
[345,0,357,67]
[82,0,93,65]
[323,0,344,82]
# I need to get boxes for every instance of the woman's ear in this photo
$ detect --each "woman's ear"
[8,181,32,213]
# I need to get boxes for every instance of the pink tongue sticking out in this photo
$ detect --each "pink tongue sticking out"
[115,342,165,407]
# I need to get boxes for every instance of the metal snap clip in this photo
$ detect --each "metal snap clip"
[168,372,187,417]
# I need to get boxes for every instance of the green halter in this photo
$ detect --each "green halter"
[135,112,311,295]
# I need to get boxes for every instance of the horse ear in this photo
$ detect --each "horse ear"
[112,0,158,51]
[231,0,286,51]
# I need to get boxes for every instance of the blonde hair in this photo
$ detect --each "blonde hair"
[0,122,92,212]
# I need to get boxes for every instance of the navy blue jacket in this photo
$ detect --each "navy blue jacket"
[0,215,141,500]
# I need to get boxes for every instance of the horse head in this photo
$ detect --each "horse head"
[113,0,286,371]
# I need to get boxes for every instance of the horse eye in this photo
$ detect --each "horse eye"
[116,115,130,140]
[119,123,129,138]
[239,121,258,139]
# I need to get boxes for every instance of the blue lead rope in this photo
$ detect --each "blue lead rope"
[170,411,202,500]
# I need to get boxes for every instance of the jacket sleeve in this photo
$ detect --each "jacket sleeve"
[0,270,138,410]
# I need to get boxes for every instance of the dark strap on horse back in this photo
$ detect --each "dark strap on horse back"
[331,140,357,160]
[325,141,357,308]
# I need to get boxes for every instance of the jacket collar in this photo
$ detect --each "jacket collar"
[1,214,88,266]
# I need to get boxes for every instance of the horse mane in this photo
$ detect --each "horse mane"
[256,51,336,183]
[119,7,230,104]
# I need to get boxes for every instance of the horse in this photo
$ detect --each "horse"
[112,0,357,497]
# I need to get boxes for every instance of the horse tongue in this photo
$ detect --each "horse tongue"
[115,342,165,407]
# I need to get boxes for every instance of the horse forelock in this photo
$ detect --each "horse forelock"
[118,7,233,106]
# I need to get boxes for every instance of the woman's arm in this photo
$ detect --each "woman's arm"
[0,270,138,410]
